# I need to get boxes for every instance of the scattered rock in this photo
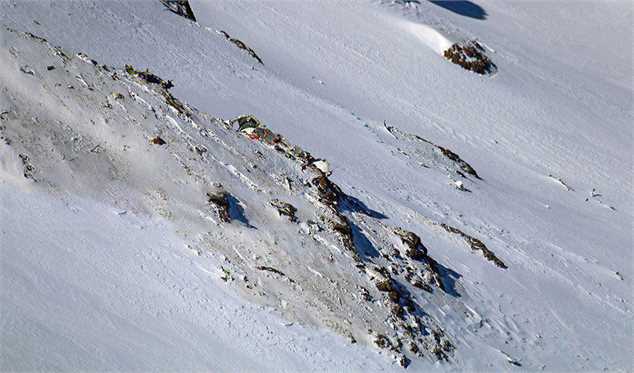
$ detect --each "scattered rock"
[256,266,295,283]
[125,64,186,116]
[270,199,298,222]
[18,153,36,180]
[219,30,264,64]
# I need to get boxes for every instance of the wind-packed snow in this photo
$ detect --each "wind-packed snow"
[1,0,632,371]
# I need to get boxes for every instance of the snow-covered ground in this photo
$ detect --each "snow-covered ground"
[1,0,632,371]
[0,184,401,372]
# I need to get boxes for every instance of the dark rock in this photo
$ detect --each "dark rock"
[159,0,197,22]
[270,199,298,222]
[256,265,295,283]
[394,228,428,260]
[207,186,231,223]
[443,40,496,75]
[18,154,36,180]
[219,30,263,64]
[149,136,166,145]
[440,223,507,269]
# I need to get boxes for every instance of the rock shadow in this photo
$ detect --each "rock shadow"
[429,1,487,20]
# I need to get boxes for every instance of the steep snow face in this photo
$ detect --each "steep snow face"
[1,0,632,371]
[0,29,405,372]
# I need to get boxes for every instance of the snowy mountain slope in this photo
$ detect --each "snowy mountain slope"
[1,0,632,371]
[0,28,405,372]
[0,27,461,369]
[0,189,400,372]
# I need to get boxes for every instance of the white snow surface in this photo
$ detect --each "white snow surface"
[1,0,632,372]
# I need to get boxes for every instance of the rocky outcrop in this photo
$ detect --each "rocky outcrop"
[207,184,231,223]
[381,124,481,180]
[270,199,298,222]
[159,0,197,22]
[440,223,507,269]
[443,40,496,75]
[2,27,474,368]
[219,30,264,65]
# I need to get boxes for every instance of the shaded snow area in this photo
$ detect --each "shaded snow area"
[1,0,632,372]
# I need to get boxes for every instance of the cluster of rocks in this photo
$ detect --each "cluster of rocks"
[225,113,458,367]
[62,42,460,367]
[18,153,36,181]
[443,40,496,75]
[363,257,454,366]
[17,31,459,367]
[230,115,315,165]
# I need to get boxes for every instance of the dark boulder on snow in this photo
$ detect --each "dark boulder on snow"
[160,0,197,22]
[270,199,298,222]
[443,40,496,75]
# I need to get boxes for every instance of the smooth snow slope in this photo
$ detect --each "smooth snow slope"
[1,0,633,371]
